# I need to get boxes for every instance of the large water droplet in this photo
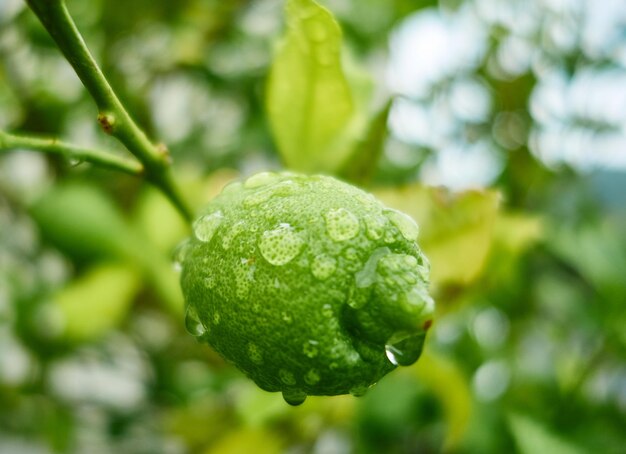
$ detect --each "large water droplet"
[184,305,206,337]
[172,239,192,272]
[259,224,304,266]
[303,340,319,358]
[384,209,419,242]
[304,369,321,385]
[347,286,370,309]
[221,221,245,250]
[194,211,224,242]
[221,180,242,195]
[282,389,307,406]
[311,254,337,280]
[385,332,426,366]
[355,247,390,288]
[244,171,280,189]
[248,342,263,365]
[279,369,296,386]
[243,180,297,207]
[324,208,360,242]
[364,215,386,240]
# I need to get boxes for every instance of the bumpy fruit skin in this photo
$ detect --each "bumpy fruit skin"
[179,172,433,403]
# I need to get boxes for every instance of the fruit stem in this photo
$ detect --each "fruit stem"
[24,0,193,222]
[0,130,143,176]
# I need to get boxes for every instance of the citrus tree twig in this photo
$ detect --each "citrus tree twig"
[24,0,193,222]
[0,130,143,176]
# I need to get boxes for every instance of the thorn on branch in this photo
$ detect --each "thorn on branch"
[156,142,172,164]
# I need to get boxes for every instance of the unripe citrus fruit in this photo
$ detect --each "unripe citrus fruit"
[178,172,434,405]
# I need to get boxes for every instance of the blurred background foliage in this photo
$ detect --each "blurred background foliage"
[1,0,625,452]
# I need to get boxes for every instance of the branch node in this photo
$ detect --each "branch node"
[97,112,117,134]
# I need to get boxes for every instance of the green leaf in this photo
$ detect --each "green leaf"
[508,413,586,454]
[53,263,140,342]
[339,100,392,185]
[30,182,139,261]
[412,351,472,450]
[267,0,355,173]
[374,185,501,286]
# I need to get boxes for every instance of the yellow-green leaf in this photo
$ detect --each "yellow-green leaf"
[267,0,354,172]
[53,263,140,342]
[375,185,501,286]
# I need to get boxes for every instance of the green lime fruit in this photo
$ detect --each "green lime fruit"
[178,172,434,405]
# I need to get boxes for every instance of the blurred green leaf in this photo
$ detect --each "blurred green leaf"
[412,351,472,451]
[267,0,355,173]
[53,263,140,341]
[30,182,139,260]
[31,181,184,315]
[339,100,392,185]
[508,413,586,454]
[375,185,501,286]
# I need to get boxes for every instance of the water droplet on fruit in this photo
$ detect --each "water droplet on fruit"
[385,332,426,366]
[347,286,369,309]
[194,211,224,242]
[259,224,304,265]
[243,180,297,207]
[303,340,319,358]
[349,385,369,397]
[282,389,307,406]
[222,221,244,250]
[355,247,390,288]
[325,208,360,241]
[304,369,321,385]
[279,369,296,386]
[364,215,386,240]
[221,180,242,195]
[322,304,333,318]
[281,311,293,324]
[184,305,206,337]
[172,239,191,271]
[311,254,336,280]
[244,171,280,189]
[248,342,263,364]
[384,209,419,242]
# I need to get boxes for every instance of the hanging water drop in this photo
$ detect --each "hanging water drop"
[282,389,307,406]
[185,305,206,337]
[384,332,426,367]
